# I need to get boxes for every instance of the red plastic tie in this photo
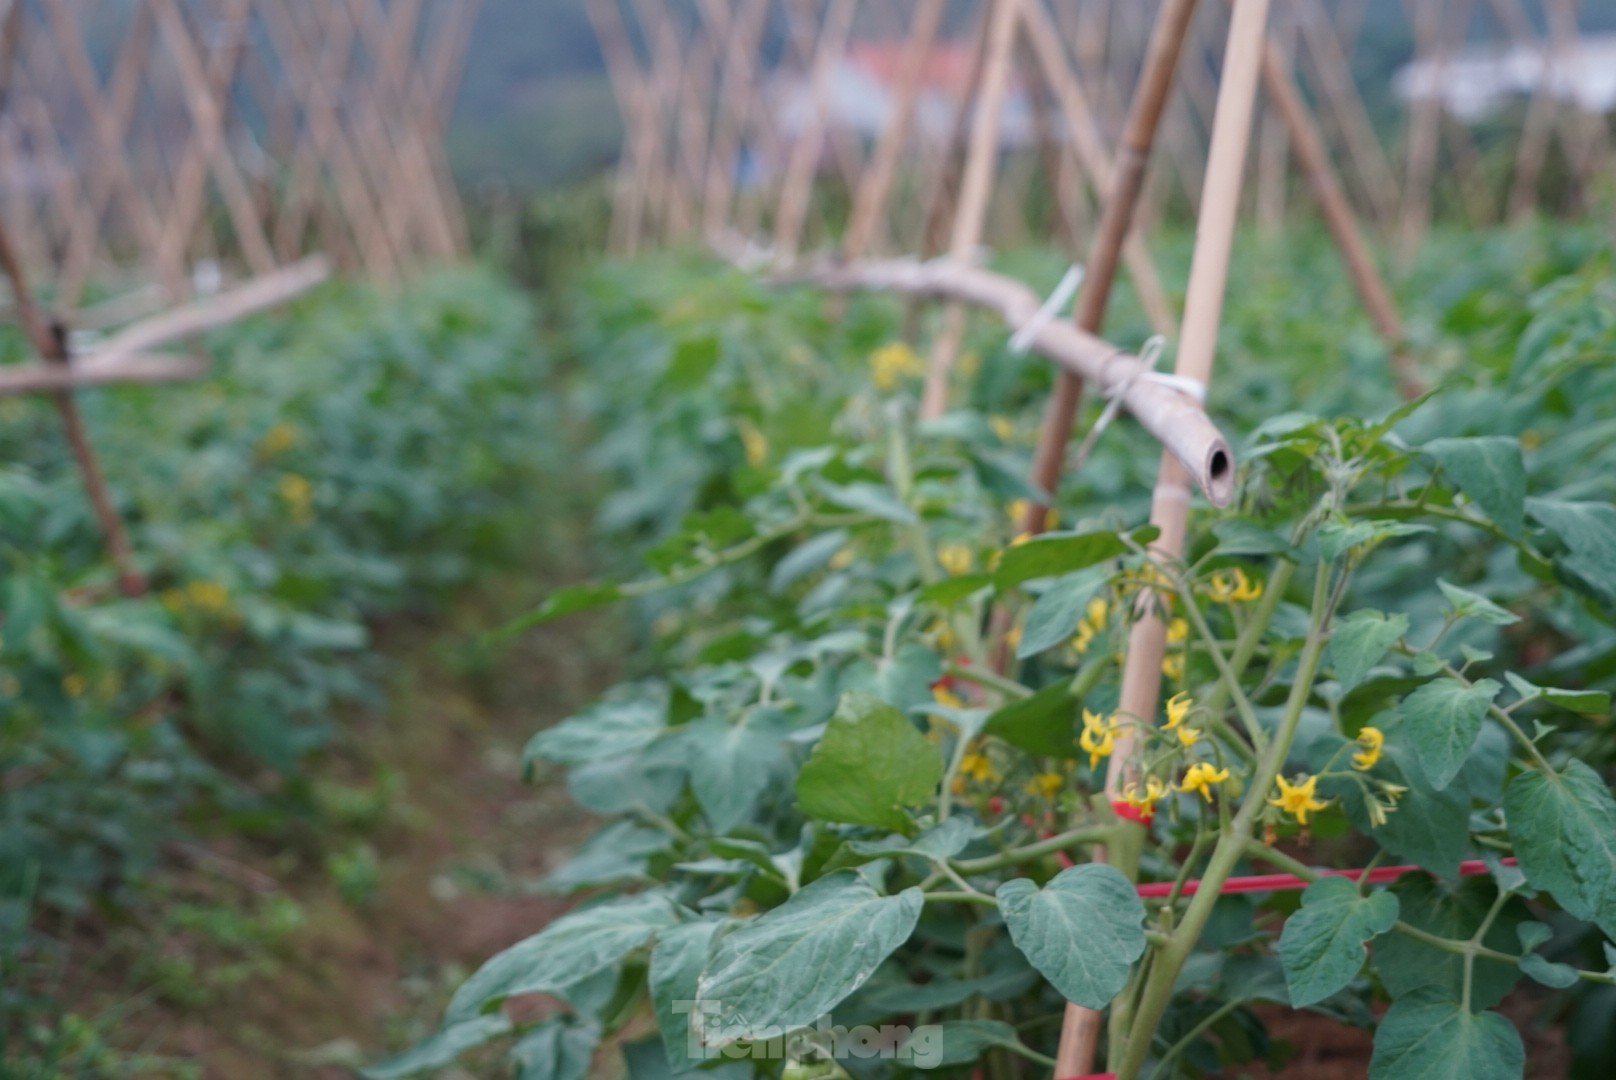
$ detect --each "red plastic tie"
[1136,858,1515,899]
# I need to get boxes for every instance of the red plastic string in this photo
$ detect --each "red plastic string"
[1135,857,1516,899]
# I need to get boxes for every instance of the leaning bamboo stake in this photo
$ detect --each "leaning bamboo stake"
[1017,0,1178,338]
[731,247,1234,505]
[1258,34,1422,398]
[772,0,857,261]
[842,0,946,260]
[1399,0,1452,257]
[0,214,145,598]
[920,0,1023,420]
[701,0,769,241]
[1019,0,1202,539]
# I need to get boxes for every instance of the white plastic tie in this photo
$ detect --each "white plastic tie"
[1009,264,1084,354]
[1068,335,1205,471]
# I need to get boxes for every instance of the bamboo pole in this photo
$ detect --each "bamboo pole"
[735,249,1234,505]
[0,214,145,598]
[919,0,1023,420]
[1399,0,1452,257]
[1017,0,1178,338]
[1019,0,1203,538]
[1258,34,1422,398]
[1098,1,1274,1075]
[842,0,946,260]
[1295,0,1399,228]
[701,0,770,241]
[587,0,655,253]
[772,0,857,261]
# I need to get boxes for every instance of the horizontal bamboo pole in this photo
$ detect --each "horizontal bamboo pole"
[88,255,330,364]
[752,251,1234,506]
[0,352,207,396]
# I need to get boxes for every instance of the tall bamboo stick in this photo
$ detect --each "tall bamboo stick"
[919,0,1023,420]
[1258,35,1421,398]
[772,0,857,261]
[843,0,946,260]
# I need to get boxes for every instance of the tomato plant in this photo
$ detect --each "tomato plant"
[389,230,1616,1079]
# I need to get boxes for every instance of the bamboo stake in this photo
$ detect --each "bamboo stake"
[842,0,946,260]
[1295,0,1399,228]
[1099,1,1274,1075]
[1399,0,1452,257]
[914,4,991,258]
[0,214,145,598]
[701,0,769,241]
[919,0,1023,420]
[587,0,655,252]
[1258,34,1422,398]
[734,248,1233,504]
[772,0,857,261]
[1020,0,1203,538]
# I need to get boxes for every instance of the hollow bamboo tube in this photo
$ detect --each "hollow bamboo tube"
[1257,35,1422,398]
[919,0,1023,420]
[750,251,1234,506]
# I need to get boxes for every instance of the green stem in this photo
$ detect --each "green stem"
[1113,560,1336,1080]
[948,662,1032,700]
[952,823,1118,875]
[924,890,998,908]
[1148,998,1243,1080]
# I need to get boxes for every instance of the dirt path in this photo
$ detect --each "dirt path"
[88,572,620,1078]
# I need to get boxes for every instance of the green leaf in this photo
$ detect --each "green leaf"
[1526,498,1616,604]
[1400,678,1500,790]
[649,920,725,1072]
[1424,437,1526,537]
[694,872,922,1042]
[849,816,975,861]
[1317,520,1433,563]
[1368,991,1523,1080]
[523,582,623,627]
[1375,877,1522,1009]
[1502,672,1609,716]
[1436,580,1519,626]
[362,1015,512,1079]
[1017,568,1106,658]
[796,691,943,831]
[1278,877,1399,1007]
[992,527,1153,589]
[920,574,992,606]
[918,1019,1020,1068]
[770,530,850,593]
[982,680,1077,758]
[997,864,1146,1009]
[446,894,676,1023]
[1518,953,1579,990]
[817,480,917,524]
[1505,761,1616,940]
[1328,611,1410,689]
[686,711,787,833]
[511,1018,601,1080]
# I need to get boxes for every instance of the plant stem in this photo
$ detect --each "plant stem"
[952,823,1118,874]
[1113,560,1334,1080]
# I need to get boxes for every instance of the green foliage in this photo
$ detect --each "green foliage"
[402,230,1616,1079]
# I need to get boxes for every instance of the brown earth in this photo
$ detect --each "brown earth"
[59,573,622,1079]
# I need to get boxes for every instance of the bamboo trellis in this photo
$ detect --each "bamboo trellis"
[592,0,1616,257]
[0,0,478,306]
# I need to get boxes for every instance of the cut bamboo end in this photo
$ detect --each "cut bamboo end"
[739,246,1238,508]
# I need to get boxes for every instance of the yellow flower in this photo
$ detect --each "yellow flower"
[1080,709,1118,769]
[1027,772,1064,800]
[1008,499,1058,532]
[937,544,974,576]
[1166,618,1188,645]
[1352,726,1385,771]
[738,421,768,466]
[278,473,314,524]
[1004,626,1022,652]
[186,580,231,616]
[1161,653,1185,681]
[1207,567,1263,604]
[829,547,855,570]
[1179,762,1231,802]
[870,341,924,391]
[62,673,87,699]
[933,684,965,711]
[1073,621,1097,654]
[258,422,300,458]
[990,416,1016,442]
[1268,774,1330,826]
[1122,776,1167,817]
[1164,691,1193,731]
[959,751,999,784]
[1176,725,1201,748]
